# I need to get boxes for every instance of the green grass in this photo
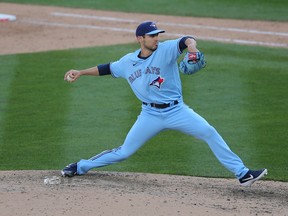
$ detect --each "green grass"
[3,0,288,21]
[0,42,287,181]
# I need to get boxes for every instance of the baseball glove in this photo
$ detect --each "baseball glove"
[179,52,206,75]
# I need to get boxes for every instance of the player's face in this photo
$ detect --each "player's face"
[142,33,159,52]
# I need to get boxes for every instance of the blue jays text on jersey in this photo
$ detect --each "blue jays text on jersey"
[128,66,161,84]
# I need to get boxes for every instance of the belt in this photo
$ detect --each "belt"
[142,100,179,109]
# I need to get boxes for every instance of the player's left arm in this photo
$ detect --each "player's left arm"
[179,36,206,75]
[184,37,199,53]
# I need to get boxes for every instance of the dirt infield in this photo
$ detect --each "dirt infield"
[1,3,288,216]
[0,3,287,55]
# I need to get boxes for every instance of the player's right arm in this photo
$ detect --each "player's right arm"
[64,63,111,82]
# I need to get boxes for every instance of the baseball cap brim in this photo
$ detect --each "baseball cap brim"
[146,29,165,35]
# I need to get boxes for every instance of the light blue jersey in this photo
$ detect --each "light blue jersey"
[110,39,182,104]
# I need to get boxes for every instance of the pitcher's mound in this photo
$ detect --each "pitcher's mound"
[0,170,287,216]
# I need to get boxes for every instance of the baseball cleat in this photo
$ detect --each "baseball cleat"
[61,163,78,177]
[239,168,268,187]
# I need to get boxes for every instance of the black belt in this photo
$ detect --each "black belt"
[142,100,179,109]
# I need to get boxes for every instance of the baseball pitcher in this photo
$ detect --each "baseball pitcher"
[61,21,267,186]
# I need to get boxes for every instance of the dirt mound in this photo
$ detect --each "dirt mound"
[0,170,287,216]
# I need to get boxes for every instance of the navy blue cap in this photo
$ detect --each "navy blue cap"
[135,21,165,36]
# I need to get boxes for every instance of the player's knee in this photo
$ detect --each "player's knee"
[118,152,130,160]
[116,147,134,161]
[198,124,217,139]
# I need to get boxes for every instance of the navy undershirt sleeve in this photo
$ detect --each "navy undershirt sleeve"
[98,63,111,76]
[179,36,195,52]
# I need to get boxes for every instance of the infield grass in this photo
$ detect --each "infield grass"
[1,0,287,181]
[0,41,287,181]
[2,0,288,21]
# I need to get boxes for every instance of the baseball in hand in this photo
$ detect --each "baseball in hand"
[66,74,73,82]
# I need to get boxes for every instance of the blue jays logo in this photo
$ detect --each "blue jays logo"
[150,23,157,29]
[149,76,164,88]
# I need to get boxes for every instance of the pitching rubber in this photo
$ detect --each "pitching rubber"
[0,14,17,22]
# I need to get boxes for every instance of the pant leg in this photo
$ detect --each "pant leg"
[77,110,164,174]
[168,104,248,179]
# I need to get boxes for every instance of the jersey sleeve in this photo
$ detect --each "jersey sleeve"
[110,60,122,78]
[109,53,134,78]
[109,56,126,78]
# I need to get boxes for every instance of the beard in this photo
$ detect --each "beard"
[146,44,158,52]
